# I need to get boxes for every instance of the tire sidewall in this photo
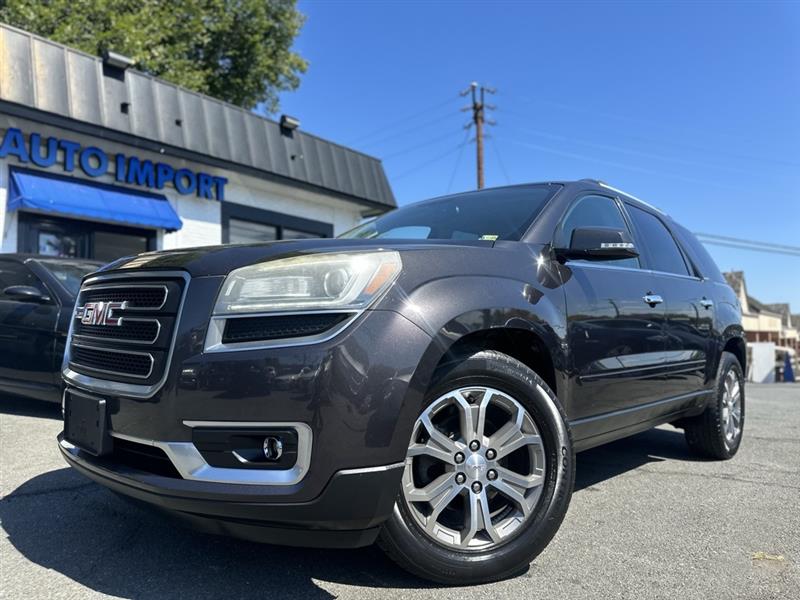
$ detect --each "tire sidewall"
[381,350,574,584]
[716,352,745,456]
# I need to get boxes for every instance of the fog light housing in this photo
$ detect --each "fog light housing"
[263,436,284,460]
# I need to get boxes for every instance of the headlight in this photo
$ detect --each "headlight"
[213,251,402,315]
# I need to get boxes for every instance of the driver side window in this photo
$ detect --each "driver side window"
[557,195,640,268]
[0,261,47,298]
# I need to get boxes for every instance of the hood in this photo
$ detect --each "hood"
[97,238,496,278]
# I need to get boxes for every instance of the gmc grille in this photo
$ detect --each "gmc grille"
[69,277,185,384]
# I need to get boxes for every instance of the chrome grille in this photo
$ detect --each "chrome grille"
[76,318,161,344]
[78,285,167,309]
[71,344,154,378]
[68,276,185,384]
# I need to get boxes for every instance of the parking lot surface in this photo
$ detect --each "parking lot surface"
[1,384,798,599]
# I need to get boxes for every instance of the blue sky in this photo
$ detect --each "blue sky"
[278,1,800,309]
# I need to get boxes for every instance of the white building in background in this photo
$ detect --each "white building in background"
[0,24,395,263]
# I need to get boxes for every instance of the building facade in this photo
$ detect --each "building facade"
[724,270,798,382]
[0,24,395,263]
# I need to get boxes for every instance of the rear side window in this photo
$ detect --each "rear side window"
[557,194,639,268]
[626,205,689,276]
[671,223,724,282]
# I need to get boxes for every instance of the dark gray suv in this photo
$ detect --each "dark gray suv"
[59,180,745,584]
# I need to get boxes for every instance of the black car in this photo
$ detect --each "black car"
[0,255,100,403]
[58,180,745,584]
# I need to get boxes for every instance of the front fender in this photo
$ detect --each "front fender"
[377,274,568,405]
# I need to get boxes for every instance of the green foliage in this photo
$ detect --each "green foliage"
[0,0,307,111]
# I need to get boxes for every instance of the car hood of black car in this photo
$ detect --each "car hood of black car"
[96,238,498,278]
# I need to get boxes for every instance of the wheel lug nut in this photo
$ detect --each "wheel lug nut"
[471,481,482,493]
[487,469,497,481]
[455,473,466,484]
[454,452,465,464]
[469,440,480,452]
[486,448,496,460]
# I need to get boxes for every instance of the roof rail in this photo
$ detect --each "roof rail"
[596,181,665,215]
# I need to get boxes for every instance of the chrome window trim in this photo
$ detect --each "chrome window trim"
[203,309,361,353]
[597,182,666,215]
[62,270,190,399]
[110,422,313,486]
[76,283,169,311]
[73,317,162,346]
[565,261,704,282]
[69,341,154,380]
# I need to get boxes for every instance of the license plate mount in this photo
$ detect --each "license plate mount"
[64,391,113,456]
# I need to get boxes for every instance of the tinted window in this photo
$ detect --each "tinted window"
[626,205,689,276]
[0,261,46,295]
[229,219,278,244]
[557,195,639,268]
[36,260,99,295]
[339,185,557,241]
[672,223,724,282]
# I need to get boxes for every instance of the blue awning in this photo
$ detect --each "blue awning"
[8,170,183,231]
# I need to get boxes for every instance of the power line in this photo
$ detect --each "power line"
[344,96,459,146]
[356,110,459,150]
[696,233,800,253]
[489,136,511,184]
[695,234,800,257]
[501,97,800,169]
[381,129,461,160]
[391,141,469,181]
[446,129,472,193]
[497,136,740,191]
[498,115,757,177]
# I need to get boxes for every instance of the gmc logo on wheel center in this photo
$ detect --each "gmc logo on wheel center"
[74,301,127,326]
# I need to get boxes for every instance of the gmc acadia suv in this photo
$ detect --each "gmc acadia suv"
[59,180,745,584]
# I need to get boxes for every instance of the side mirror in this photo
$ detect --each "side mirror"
[2,285,51,303]
[556,227,639,261]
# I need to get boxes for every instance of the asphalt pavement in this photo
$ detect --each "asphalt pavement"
[1,384,798,599]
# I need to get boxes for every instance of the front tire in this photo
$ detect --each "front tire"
[378,350,574,585]
[683,351,745,459]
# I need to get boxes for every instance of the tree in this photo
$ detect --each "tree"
[0,0,307,112]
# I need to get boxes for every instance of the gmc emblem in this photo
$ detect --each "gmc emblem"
[74,301,127,326]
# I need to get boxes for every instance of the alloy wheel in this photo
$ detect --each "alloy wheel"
[401,386,546,550]
[721,370,742,446]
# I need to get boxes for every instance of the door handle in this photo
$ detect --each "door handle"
[643,294,663,307]
[700,297,714,309]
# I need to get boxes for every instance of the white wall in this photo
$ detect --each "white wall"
[749,342,776,383]
[162,193,221,249]
[223,172,364,236]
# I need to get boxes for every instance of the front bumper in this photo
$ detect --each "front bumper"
[59,434,404,548]
[59,299,435,546]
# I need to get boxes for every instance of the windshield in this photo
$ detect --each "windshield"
[36,260,100,295]
[339,185,558,241]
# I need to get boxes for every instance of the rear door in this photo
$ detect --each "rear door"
[556,194,667,421]
[0,260,61,396]
[624,204,713,398]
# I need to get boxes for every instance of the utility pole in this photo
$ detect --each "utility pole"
[461,82,495,189]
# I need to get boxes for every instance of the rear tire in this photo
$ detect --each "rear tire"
[683,351,745,460]
[378,350,574,585]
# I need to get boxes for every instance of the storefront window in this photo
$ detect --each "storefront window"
[229,219,278,244]
[20,214,153,263]
[38,232,80,257]
[282,228,319,240]
[94,231,149,263]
